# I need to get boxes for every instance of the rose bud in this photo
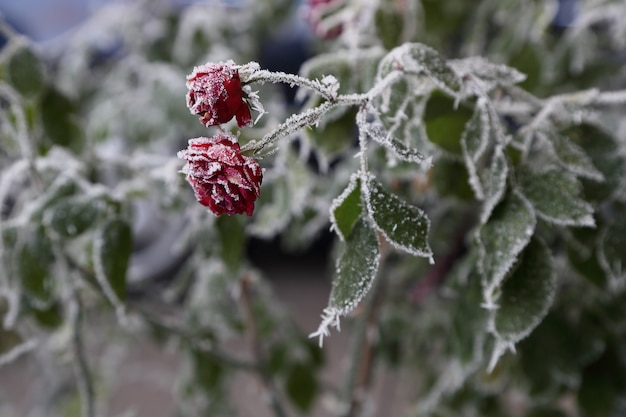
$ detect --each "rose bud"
[186,60,253,127]
[178,134,263,216]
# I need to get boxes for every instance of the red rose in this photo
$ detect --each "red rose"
[186,61,253,128]
[178,134,263,216]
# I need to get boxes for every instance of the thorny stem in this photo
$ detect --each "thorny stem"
[239,275,289,417]
[69,292,95,417]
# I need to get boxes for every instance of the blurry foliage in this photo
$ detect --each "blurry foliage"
[1,0,626,416]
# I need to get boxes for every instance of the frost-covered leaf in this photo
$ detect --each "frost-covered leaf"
[6,44,46,98]
[365,124,430,166]
[93,217,132,306]
[598,209,626,281]
[542,132,603,181]
[563,123,626,202]
[329,218,380,315]
[519,169,594,227]
[2,225,55,306]
[330,174,362,241]
[480,146,508,224]
[449,57,526,92]
[423,93,473,155]
[365,176,432,259]
[378,43,461,95]
[461,105,490,199]
[479,192,536,307]
[40,88,85,153]
[491,236,555,344]
[43,194,108,238]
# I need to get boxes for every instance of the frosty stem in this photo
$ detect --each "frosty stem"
[241,69,404,156]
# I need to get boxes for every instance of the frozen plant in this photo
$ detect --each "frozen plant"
[1,1,626,417]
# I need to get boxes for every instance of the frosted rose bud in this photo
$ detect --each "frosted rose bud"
[178,134,263,216]
[186,60,252,127]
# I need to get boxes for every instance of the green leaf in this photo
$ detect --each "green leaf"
[329,218,380,315]
[330,174,362,241]
[519,169,594,227]
[285,363,318,412]
[192,350,224,392]
[599,208,626,280]
[40,88,85,153]
[216,215,246,273]
[365,176,432,259]
[93,217,132,305]
[479,192,536,307]
[3,225,55,305]
[375,3,404,50]
[449,57,526,91]
[461,105,489,199]
[6,44,46,98]
[578,349,626,417]
[431,158,474,200]
[564,123,626,202]
[423,93,473,155]
[397,43,461,93]
[365,124,430,165]
[43,194,107,238]
[492,237,555,344]
[543,132,603,181]
[525,407,568,417]
[480,146,508,224]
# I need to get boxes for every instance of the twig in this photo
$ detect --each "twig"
[69,292,95,417]
[239,275,289,417]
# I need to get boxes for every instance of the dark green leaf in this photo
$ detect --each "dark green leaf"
[329,219,380,315]
[424,93,473,155]
[330,174,362,241]
[431,158,474,200]
[192,350,224,392]
[285,363,318,412]
[40,88,85,153]
[365,176,432,259]
[375,4,404,50]
[4,225,55,305]
[479,192,536,306]
[493,237,555,344]
[93,217,132,304]
[599,208,626,280]
[7,45,45,98]
[564,123,626,202]
[43,195,107,238]
[519,169,594,227]
[306,108,356,164]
